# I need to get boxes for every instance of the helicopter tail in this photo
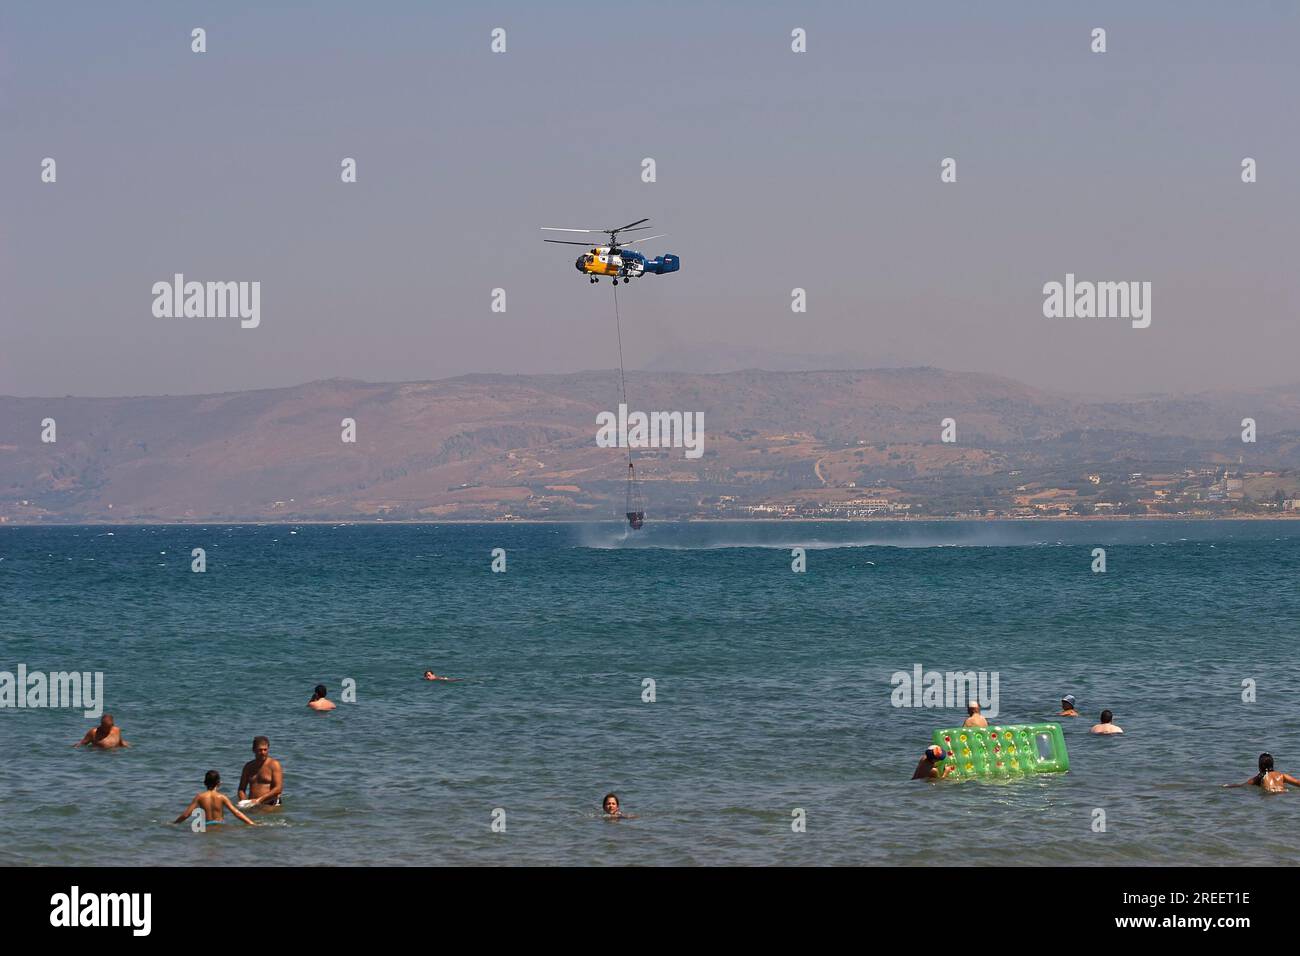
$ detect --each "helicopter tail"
[644,253,680,275]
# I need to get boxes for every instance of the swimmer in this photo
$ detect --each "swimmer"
[601,793,637,819]
[962,701,988,728]
[422,671,462,682]
[307,684,336,711]
[1057,694,1079,717]
[174,770,257,827]
[1224,753,1300,793]
[911,745,953,780]
[238,736,284,809]
[73,713,130,749]
[1089,709,1123,735]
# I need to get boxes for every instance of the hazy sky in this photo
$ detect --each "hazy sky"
[3,0,1296,398]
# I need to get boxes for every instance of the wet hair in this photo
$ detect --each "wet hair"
[926,745,944,761]
[602,792,620,812]
[1259,753,1275,773]
[204,770,221,789]
[314,684,327,698]
[1099,710,1113,723]
[253,735,270,748]
[967,702,980,714]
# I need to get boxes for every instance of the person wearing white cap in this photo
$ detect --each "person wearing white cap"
[962,701,988,728]
[1057,694,1079,717]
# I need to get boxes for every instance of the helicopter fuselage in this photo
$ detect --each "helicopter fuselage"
[575,247,631,277]
[573,246,680,280]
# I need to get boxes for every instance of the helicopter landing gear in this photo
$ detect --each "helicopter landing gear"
[589,277,598,284]
[622,277,630,284]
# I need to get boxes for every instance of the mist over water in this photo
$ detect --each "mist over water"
[3,520,1299,866]
[575,518,1250,551]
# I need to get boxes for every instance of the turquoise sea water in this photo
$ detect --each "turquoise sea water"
[2,520,1299,866]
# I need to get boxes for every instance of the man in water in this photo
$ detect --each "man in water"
[307,684,336,711]
[1090,709,1123,734]
[1224,753,1300,793]
[911,745,953,780]
[962,701,988,728]
[174,770,257,827]
[238,736,284,808]
[73,713,130,749]
[422,671,461,682]
[1057,694,1079,717]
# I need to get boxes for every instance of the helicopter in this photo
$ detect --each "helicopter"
[542,218,680,284]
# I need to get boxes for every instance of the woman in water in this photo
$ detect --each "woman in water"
[1224,753,1300,793]
[602,793,636,819]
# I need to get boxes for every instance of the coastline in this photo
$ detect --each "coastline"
[2,514,1298,527]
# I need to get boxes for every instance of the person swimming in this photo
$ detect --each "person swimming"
[962,701,988,728]
[601,793,636,819]
[308,684,336,711]
[1057,694,1079,717]
[73,713,130,749]
[238,736,284,809]
[174,770,257,827]
[911,745,953,780]
[423,671,461,682]
[1224,753,1300,793]
[1089,709,1123,735]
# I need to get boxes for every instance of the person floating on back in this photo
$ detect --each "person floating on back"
[911,745,953,780]
[174,770,257,827]
[308,684,336,711]
[73,713,130,749]
[962,701,988,727]
[1090,709,1123,735]
[1224,753,1300,793]
[1057,694,1079,717]
[423,670,461,682]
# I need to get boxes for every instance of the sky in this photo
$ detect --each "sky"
[2,0,1297,398]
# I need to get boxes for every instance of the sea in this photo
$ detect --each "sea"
[2,520,1299,866]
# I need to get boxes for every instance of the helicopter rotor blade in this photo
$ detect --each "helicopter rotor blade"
[543,239,595,246]
[606,218,650,233]
[541,227,604,234]
[617,234,665,246]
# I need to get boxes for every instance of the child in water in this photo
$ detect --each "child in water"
[1224,753,1300,793]
[174,771,258,827]
[911,745,953,780]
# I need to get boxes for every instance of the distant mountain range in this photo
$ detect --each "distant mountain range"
[4,368,1300,521]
